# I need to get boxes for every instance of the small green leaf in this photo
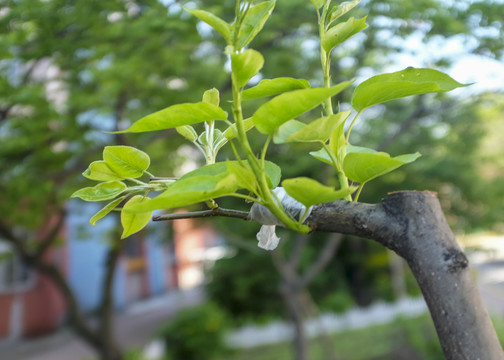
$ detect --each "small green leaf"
[273,120,306,144]
[309,148,333,165]
[227,161,258,192]
[275,111,351,144]
[232,49,264,88]
[185,8,231,42]
[223,117,255,140]
[343,152,421,184]
[176,125,198,142]
[322,16,368,53]
[103,146,150,179]
[346,144,377,154]
[128,173,238,212]
[198,129,225,148]
[71,181,127,201]
[352,68,470,112]
[309,0,325,10]
[202,88,220,106]
[90,195,127,225]
[253,82,353,134]
[83,161,124,181]
[242,78,310,100]
[180,160,281,189]
[113,102,228,133]
[236,0,276,49]
[282,177,356,207]
[327,0,360,24]
[121,195,153,239]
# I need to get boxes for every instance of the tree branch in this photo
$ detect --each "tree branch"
[152,207,249,222]
[300,233,342,288]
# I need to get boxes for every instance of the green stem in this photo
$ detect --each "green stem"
[354,182,365,202]
[346,110,363,143]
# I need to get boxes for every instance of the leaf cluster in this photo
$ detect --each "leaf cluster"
[72,0,468,239]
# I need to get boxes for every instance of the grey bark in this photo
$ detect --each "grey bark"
[253,190,503,360]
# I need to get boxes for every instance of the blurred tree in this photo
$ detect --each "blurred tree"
[0,1,223,359]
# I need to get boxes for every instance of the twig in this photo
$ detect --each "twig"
[152,207,249,221]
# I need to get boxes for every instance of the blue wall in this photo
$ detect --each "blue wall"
[66,200,127,311]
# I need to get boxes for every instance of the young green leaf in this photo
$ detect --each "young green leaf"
[241,78,310,100]
[309,148,333,165]
[71,181,127,201]
[282,177,356,207]
[185,8,231,42]
[112,102,228,133]
[90,195,127,225]
[236,0,276,49]
[351,68,470,112]
[227,161,258,192]
[309,0,325,10]
[127,173,238,212]
[103,146,150,179]
[253,81,353,134]
[180,160,281,189]
[273,120,306,144]
[176,125,198,142]
[83,161,124,181]
[327,0,360,24]
[223,117,255,140]
[121,195,153,239]
[231,49,264,88]
[202,88,220,106]
[343,151,421,184]
[322,16,368,53]
[274,111,351,144]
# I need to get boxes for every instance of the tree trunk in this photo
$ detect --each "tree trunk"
[265,191,503,360]
[279,284,309,360]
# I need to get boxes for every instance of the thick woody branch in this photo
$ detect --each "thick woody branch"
[305,191,503,360]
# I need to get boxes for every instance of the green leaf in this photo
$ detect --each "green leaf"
[198,129,225,149]
[346,144,377,154]
[227,161,258,192]
[176,125,198,142]
[242,78,310,100]
[282,177,356,207]
[273,120,306,144]
[180,160,281,189]
[103,146,150,179]
[309,148,333,165]
[322,16,368,53]
[327,0,360,24]
[343,152,421,184]
[83,161,124,181]
[121,195,153,239]
[236,0,276,49]
[113,102,228,133]
[71,181,127,201]
[231,49,264,88]
[202,88,220,106]
[128,173,238,212]
[253,82,353,134]
[351,68,470,112]
[274,111,351,144]
[185,8,231,42]
[223,117,255,140]
[90,195,127,225]
[309,0,325,10]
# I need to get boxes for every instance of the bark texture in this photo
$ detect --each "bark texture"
[297,191,503,360]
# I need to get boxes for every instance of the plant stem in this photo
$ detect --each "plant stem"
[318,6,352,201]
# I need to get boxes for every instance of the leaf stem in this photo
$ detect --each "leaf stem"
[346,110,363,143]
